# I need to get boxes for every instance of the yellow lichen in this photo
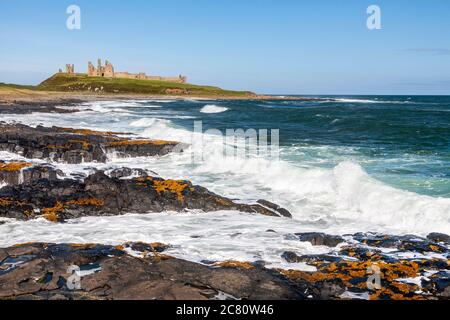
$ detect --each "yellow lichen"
[278,259,423,300]
[62,128,120,136]
[0,198,26,207]
[107,139,178,147]
[215,260,255,270]
[152,179,189,202]
[40,198,105,222]
[0,198,14,206]
[41,201,65,222]
[0,162,32,172]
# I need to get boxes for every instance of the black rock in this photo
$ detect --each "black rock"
[295,232,344,247]
[0,170,291,221]
[107,167,152,179]
[427,233,450,245]
[0,242,304,300]
[256,199,292,218]
[282,251,342,264]
[351,232,448,253]
[0,123,186,164]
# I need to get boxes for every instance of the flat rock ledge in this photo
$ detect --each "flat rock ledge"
[0,242,302,300]
[0,166,291,221]
[0,123,185,164]
[1,239,449,300]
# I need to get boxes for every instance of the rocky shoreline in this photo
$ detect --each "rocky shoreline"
[0,116,449,300]
[0,234,448,300]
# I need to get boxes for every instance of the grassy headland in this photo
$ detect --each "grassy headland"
[37,73,255,98]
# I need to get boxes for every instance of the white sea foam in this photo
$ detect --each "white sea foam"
[331,98,414,104]
[333,98,380,103]
[200,104,229,113]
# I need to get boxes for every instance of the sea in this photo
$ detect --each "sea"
[1,95,449,270]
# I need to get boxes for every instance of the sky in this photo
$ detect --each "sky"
[0,0,449,95]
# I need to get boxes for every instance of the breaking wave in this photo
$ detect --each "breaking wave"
[200,105,229,113]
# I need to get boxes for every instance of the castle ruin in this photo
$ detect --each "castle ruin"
[65,64,74,74]
[61,59,187,83]
[87,59,186,83]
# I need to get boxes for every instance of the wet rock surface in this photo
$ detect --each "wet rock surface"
[0,100,81,114]
[257,199,292,218]
[295,232,344,247]
[0,161,64,185]
[427,233,450,245]
[0,123,185,164]
[0,243,303,300]
[0,169,291,221]
[281,232,450,300]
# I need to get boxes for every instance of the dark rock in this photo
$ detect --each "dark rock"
[0,161,33,185]
[351,232,448,253]
[282,251,301,263]
[22,165,61,184]
[0,242,304,300]
[427,233,450,245]
[107,167,152,179]
[421,271,450,297]
[257,199,292,218]
[0,101,81,114]
[295,232,344,247]
[282,251,342,264]
[0,123,186,164]
[0,171,290,221]
[338,246,399,264]
[124,242,170,253]
[1,162,61,186]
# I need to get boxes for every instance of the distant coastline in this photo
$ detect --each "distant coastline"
[0,74,321,106]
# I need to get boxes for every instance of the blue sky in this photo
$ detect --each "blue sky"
[1,0,449,95]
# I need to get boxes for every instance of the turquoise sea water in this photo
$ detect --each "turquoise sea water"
[157,96,450,197]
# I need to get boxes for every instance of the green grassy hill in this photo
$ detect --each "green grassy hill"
[37,73,255,98]
[0,82,37,90]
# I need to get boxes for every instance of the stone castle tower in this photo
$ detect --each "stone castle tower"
[88,59,114,77]
[65,64,74,74]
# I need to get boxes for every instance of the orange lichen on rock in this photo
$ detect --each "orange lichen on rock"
[107,139,178,147]
[65,198,105,207]
[41,201,65,222]
[0,198,15,206]
[40,198,105,222]
[152,179,189,202]
[0,198,26,207]
[214,260,255,270]
[0,162,32,171]
[279,259,424,300]
[62,128,121,136]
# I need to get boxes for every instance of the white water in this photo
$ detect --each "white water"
[1,99,449,270]
[200,104,229,113]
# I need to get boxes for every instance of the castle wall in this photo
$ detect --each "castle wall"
[84,59,186,83]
